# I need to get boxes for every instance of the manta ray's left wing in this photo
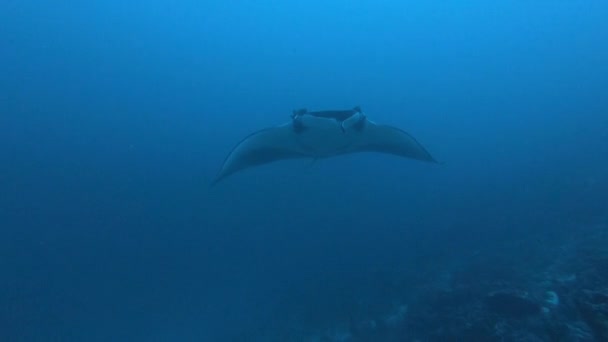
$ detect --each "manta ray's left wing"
[212,124,311,184]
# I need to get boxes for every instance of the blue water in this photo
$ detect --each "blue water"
[2,1,608,341]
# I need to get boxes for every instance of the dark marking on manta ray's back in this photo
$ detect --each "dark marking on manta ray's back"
[291,106,364,133]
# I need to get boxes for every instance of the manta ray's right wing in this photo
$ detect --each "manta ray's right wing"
[345,120,438,163]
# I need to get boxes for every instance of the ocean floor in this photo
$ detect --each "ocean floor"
[237,218,608,341]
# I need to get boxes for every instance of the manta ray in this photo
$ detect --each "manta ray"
[213,107,437,184]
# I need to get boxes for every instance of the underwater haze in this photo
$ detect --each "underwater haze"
[2,0,608,341]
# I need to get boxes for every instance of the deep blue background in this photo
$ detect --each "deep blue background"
[1,1,607,340]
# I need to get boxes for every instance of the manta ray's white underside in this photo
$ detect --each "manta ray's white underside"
[213,113,436,183]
